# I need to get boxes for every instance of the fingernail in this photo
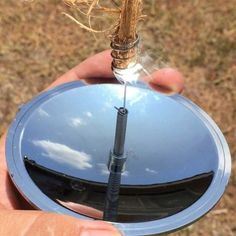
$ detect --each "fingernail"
[80,229,121,236]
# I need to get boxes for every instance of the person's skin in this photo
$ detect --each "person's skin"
[0,50,184,235]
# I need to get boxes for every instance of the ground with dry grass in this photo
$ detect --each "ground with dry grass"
[0,0,235,235]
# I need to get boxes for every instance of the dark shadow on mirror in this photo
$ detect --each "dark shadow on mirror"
[24,157,214,223]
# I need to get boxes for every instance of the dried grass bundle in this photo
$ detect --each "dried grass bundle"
[64,0,144,69]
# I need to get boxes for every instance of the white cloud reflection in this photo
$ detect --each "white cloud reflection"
[111,86,148,107]
[129,92,147,106]
[70,112,92,127]
[84,111,92,118]
[97,163,129,176]
[38,108,50,117]
[97,163,110,175]
[70,117,86,127]
[145,168,158,174]
[33,140,92,170]
[122,171,129,177]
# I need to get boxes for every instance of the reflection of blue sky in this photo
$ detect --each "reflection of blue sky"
[32,140,92,170]
[21,84,218,185]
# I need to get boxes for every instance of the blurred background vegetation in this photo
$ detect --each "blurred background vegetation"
[0,0,235,235]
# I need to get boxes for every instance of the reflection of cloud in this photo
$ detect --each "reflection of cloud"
[97,163,129,176]
[101,100,113,112]
[70,117,86,127]
[84,111,92,118]
[122,171,129,177]
[145,168,158,174]
[129,92,147,106]
[70,113,92,127]
[104,101,113,108]
[97,163,109,175]
[154,94,160,101]
[38,108,50,117]
[33,140,92,170]
[111,86,148,107]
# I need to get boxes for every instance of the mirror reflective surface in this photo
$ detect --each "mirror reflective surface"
[6,82,231,235]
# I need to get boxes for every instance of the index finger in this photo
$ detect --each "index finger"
[47,50,115,90]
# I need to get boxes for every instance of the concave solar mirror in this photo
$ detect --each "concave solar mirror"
[6,82,231,236]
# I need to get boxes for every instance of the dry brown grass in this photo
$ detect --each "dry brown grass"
[0,0,235,235]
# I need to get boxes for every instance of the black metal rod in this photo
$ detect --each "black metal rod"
[103,107,128,221]
[103,170,122,221]
[113,107,128,156]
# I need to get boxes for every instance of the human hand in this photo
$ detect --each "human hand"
[0,50,184,235]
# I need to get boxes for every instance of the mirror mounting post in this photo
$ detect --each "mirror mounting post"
[103,107,128,221]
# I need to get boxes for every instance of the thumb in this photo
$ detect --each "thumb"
[144,68,184,95]
[0,210,122,236]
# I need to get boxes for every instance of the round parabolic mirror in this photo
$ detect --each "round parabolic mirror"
[6,82,231,235]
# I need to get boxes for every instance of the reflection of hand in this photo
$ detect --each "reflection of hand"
[57,200,103,219]
[0,50,184,235]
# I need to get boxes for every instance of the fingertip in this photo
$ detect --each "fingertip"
[147,68,185,95]
[80,229,121,236]
[81,220,122,236]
